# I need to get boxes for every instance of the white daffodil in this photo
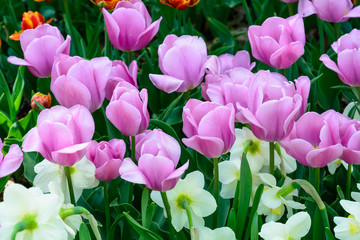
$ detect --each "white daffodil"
[257,175,305,222]
[327,159,350,175]
[0,184,68,240]
[259,211,311,240]
[351,184,360,202]
[334,200,360,239]
[34,156,99,203]
[198,227,236,240]
[151,171,217,232]
[343,102,360,121]
[48,182,82,240]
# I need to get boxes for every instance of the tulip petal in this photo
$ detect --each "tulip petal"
[306,144,343,168]
[135,17,162,50]
[270,41,305,69]
[51,142,90,166]
[298,0,317,17]
[22,127,49,159]
[102,8,121,49]
[0,144,23,178]
[161,161,189,191]
[319,54,347,83]
[182,135,224,158]
[149,74,183,93]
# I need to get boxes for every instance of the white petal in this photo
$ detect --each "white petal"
[220,181,237,199]
[259,221,288,240]
[286,212,311,239]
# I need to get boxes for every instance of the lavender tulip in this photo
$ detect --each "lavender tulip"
[280,111,343,167]
[102,0,162,51]
[86,139,126,181]
[320,29,360,86]
[149,34,208,93]
[22,105,95,166]
[106,82,150,136]
[182,99,236,158]
[0,139,23,178]
[105,60,138,100]
[236,71,310,142]
[248,14,305,69]
[299,0,360,22]
[51,54,112,113]
[8,24,71,78]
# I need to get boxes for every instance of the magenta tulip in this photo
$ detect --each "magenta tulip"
[119,154,188,191]
[280,111,343,167]
[320,29,360,86]
[236,70,310,142]
[51,54,112,113]
[0,139,23,178]
[182,99,236,158]
[133,129,181,163]
[102,0,162,51]
[106,82,150,136]
[299,0,360,22]
[86,139,126,181]
[8,24,71,78]
[205,50,255,77]
[22,105,95,166]
[105,60,138,100]
[202,67,254,117]
[248,14,305,69]
[149,34,208,93]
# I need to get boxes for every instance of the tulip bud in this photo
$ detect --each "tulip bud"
[9,11,52,41]
[160,0,200,10]
[31,93,51,111]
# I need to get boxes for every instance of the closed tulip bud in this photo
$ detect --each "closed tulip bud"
[160,0,200,10]
[9,11,52,41]
[31,92,51,111]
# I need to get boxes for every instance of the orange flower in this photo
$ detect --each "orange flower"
[9,11,52,41]
[160,0,199,10]
[90,0,124,10]
[31,93,52,111]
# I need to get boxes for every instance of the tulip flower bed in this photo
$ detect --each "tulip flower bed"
[2,0,360,239]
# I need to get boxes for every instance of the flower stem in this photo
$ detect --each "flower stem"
[281,68,286,78]
[131,135,136,163]
[241,0,253,25]
[127,51,133,65]
[11,218,35,240]
[269,142,275,175]
[182,200,193,228]
[64,166,76,205]
[346,165,352,200]
[185,91,190,101]
[315,167,320,193]
[288,2,294,16]
[317,18,325,53]
[104,181,111,234]
[212,157,219,228]
[160,192,175,240]
[334,22,339,40]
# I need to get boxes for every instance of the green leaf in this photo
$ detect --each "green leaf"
[223,0,241,8]
[244,184,264,240]
[79,222,91,240]
[336,185,345,200]
[22,152,41,184]
[124,212,164,240]
[226,208,236,231]
[325,227,336,240]
[250,212,259,240]
[11,66,25,114]
[0,69,15,121]
[0,175,11,194]
[141,187,149,227]
[236,152,252,239]
[207,17,235,50]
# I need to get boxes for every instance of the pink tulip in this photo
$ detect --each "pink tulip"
[102,0,162,51]
[248,14,305,69]
[0,139,23,178]
[280,111,343,167]
[298,0,360,22]
[149,34,208,93]
[105,60,138,100]
[236,71,310,142]
[320,29,360,86]
[22,105,95,166]
[205,50,255,77]
[7,24,71,78]
[119,154,188,191]
[50,54,112,113]
[182,99,236,158]
[106,82,149,136]
[201,67,254,118]
[133,129,181,163]
[86,139,126,181]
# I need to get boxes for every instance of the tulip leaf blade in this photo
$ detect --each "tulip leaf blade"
[79,222,91,240]
[124,212,164,240]
[11,66,24,114]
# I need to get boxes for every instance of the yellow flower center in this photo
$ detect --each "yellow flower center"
[348,215,360,234]
[176,194,192,209]
[271,205,282,216]
[21,213,38,230]
[246,140,261,155]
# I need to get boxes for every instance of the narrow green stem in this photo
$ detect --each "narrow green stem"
[269,142,275,175]
[212,157,219,228]
[315,167,320,193]
[334,22,339,40]
[185,91,190,101]
[160,192,175,240]
[131,136,136,163]
[128,183,134,204]
[241,0,253,25]
[127,51,133,65]
[288,2,294,16]
[346,165,352,200]
[281,69,286,78]
[178,10,182,35]
[64,166,76,205]
[357,87,360,101]
[182,200,193,228]
[317,18,325,53]
[104,182,111,234]
[11,219,35,240]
